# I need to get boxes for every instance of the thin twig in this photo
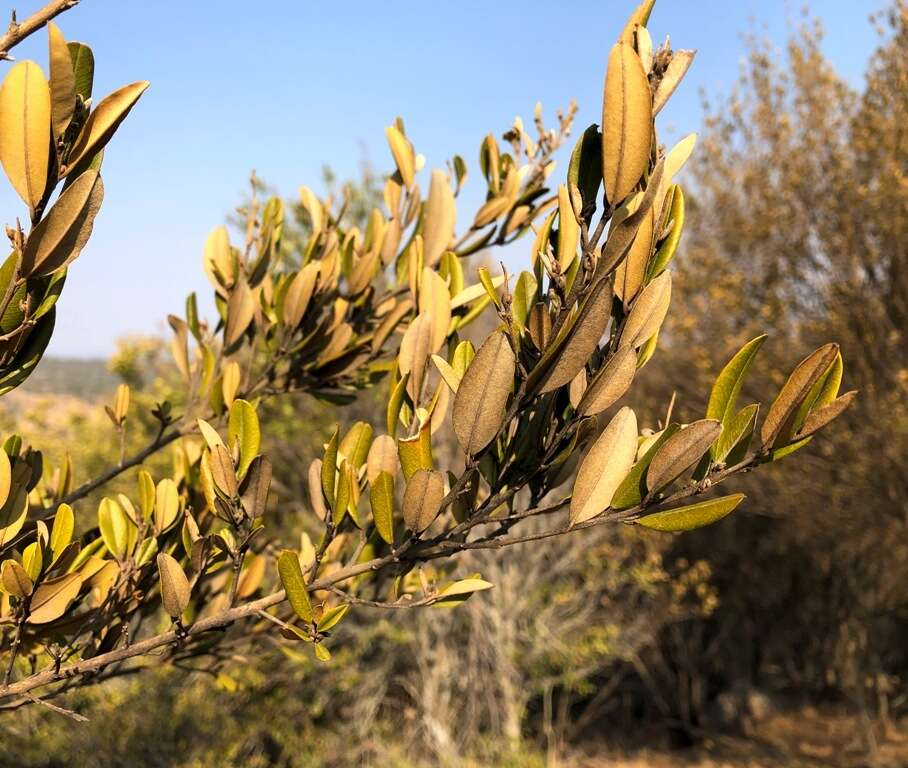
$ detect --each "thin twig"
[0,0,79,60]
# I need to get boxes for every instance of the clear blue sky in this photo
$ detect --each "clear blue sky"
[0,0,884,357]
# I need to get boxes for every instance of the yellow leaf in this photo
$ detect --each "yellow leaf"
[557,184,579,272]
[602,42,652,206]
[65,80,149,172]
[423,169,456,266]
[0,60,51,210]
[27,572,82,624]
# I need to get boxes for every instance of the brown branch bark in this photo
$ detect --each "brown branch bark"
[0,0,79,60]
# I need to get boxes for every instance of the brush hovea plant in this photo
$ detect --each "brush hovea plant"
[0,0,853,718]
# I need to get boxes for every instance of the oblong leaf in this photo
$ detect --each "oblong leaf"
[21,169,104,277]
[156,552,190,619]
[0,60,51,209]
[398,421,433,480]
[366,434,398,484]
[27,572,82,624]
[423,169,456,266]
[620,270,671,349]
[419,267,451,353]
[228,399,261,478]
[578,346,637,416]
[278,548,313,622]
[48,22,75,138]
[536,278,612,394]
[2,559,33,597]
[369,471,395,544]
[556,184,579,272]
[646,419,721,493]
[611,423,681,510]
[570,406,638,524]
[637,493,745,532]
[65,80,149,171]
[98,496,130,559]
[50,502,74,561]
[760,343,839,450]
[706,334,767,454]
[402,468,444,533]
[796,390,857,439]
[714,404,759,465]
[452,331,515,455]
[602,42,652,206]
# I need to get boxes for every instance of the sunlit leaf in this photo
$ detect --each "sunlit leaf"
[156,552,190,620]
[0,61,51,209]
[403,468,445,533]
[637,493,745,532]
[647,419,721,493]
[602,42,652,206]
[570,406,638,524]
[452,331,515,455]
[277,549,313,623]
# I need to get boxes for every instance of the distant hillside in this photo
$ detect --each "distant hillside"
[14,357,117,400]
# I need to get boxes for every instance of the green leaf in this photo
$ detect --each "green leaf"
[314,643,332,662]
[339,421,373,471]
[318,603,349,632]
[67,42,94,100]
[637,493,745,532]
[647,184,685,278]
[228,399,261,479]
[714,404,759,464]
[477,266,502,309]
[369,471,395,544]
[50,503,74,562]
[511,271,538,332]
[277,549,313,623]
[438,577,494,598]
[138,469,155,520]
[321,425,339,507]
[398,421,433,480]
[706,335,766,456]
[21,540,43,581]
